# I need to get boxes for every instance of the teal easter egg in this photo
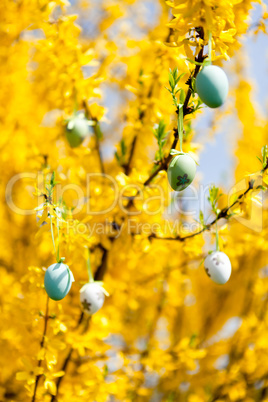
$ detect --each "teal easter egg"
[44,263,74,301]
[65,117,89,148]
[196,65,229,108]
[167,154,196,191]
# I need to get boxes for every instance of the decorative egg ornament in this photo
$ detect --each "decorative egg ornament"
[80,282,105,315]
[204,251,232,285]
[44,262,75,301]
[167,153,196,191]
[65,116,89,148]
[196,65,229,108]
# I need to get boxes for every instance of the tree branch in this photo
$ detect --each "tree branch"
[143,27,205,187]
[123,83,155,176]
[149,178,259,242]
[32,296,49,402]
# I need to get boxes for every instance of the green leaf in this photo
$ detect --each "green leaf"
[256,185,266,191]
[199,210,204,226]
[166,392,175,402]
[50,171,55,187]
[115,139,127,165]
[153,120,168,162]
[208,185,222,215]
[103,365,108,379]
[168,72,175,90]
[261,144,268,167]
[173,67,178,83]
[115,151,120,163]
[191,77,196,92]
[189,333,197,347]
[120,139,127,156]
[180,89,185,104]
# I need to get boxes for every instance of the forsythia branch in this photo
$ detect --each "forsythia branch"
[32,296,49,402]
[150,173,264,242]
[123,83,155,176]
[143,27,205,187]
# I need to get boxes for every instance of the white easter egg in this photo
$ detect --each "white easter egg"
[204,251,232,284]
[80,283,105,315]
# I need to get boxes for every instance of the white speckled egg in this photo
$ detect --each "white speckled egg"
[204,251,232,284]
[80,283,105,315]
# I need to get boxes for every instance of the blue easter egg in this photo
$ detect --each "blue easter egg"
[44,263,74,301]
[65,117,89,148]
[196,65,229,108]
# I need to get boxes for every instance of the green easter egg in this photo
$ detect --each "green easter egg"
[44,262,74,301]
[196,65,229,108]
[167,154,196,191]
[65,117,89,148]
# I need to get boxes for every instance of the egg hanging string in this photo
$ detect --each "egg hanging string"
[49,204,64,263]
[73,85,78,115]
[49,210,57,260]
[87,248,94,283]
[178,104,184,152]
[215,220,220,252]
[47,172,64,264]
[207,30,212,65]
[80,247,109,297]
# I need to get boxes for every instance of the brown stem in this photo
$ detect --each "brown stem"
[124,135,138,176]
[143,130,178,186]
[32,296,49,402]
[123,84,155,176]
[95,133,105,174]
[50,347,73,402]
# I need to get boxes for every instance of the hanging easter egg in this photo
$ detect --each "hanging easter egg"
[65,116,89,148]
[196,65,229,108]
[44,262,75,301]
[204,251,232,284]
[167,154,196,191]
[80,282,105,315]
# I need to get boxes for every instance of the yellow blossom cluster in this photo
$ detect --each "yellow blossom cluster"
[167,0,267,60]
[0,0,268,401]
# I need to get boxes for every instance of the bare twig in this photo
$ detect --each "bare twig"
[124,135,138,176]
[123,84,154,176]
[149,178,258,242]
[32,296,49,402]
